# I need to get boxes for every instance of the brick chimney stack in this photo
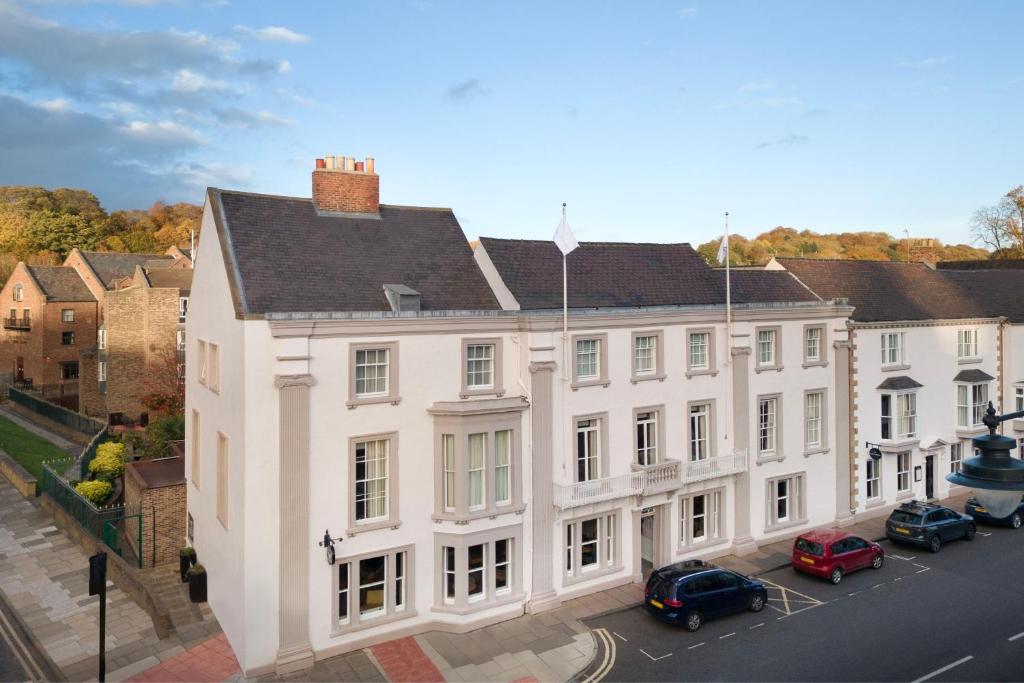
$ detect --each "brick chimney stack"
[312,156,379,214]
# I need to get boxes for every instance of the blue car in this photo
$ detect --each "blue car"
[885,500,976,553]
[966,495,1024,528]
[644,560,767,632]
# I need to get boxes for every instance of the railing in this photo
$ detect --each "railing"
[3,317,30,330]
[553,450,748,510]
[8,386,104,436]
[40,460,123,538]
[681,450,749,484]
[79,426,110,480]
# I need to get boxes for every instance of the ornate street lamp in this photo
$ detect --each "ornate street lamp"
[947,403,1024,518]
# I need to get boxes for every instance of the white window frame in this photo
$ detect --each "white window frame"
[347,432,400,534]
[576,418,601,482]
[61,308,74,323]
[689,331,709,370]
[865,458,880,499]
[897,451,911,492]
[354,438,389,523]
[804,391,823,450]
[1016,386,1024,413]
[635,410,658,466]
[97,360,106,383]
[957,382,989,428]
[443,546,456,605]
[804,326,822,364]
[467,433,486,511]
[333,546,414,634]
[494,429,511,507]
[633,335,656,375]
[896,392,917,439]
[98,328,107,350]
[494,538,511,595]
[950,442,963,474]
[575,338,599,381]
[208,342,219,392]
[179,296,189,323]
[466,344,494,389]
[957,328,979,360]
[442,434,455,512]
[767,474,805,529]
[564,513,619,583]
[689,402,710,462]
[355,348,390,398]
[881,332,906,367]
[757,328,777,367]
[13,284,23,302]
[357,555,387,620]
[216,432,228,528]
[467,543,486,603]
[679,489,723,547]
[758,396,778,456]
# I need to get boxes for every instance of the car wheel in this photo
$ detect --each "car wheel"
[830,567,843,585]
[964,525,976,541]
[928,535,942,553]
[1011,513,1022,530]
[871,553,884,570]
[684,610,702,632]
[749,593,765,612]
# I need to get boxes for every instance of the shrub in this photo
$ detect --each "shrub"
[142,414,185,459]
[75,479,113,505]
[88,442,125,481]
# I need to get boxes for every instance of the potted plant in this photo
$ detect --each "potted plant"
[188,563,207,603]
[179,547,196,582]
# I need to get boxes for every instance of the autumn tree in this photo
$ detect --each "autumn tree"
[972,186,1024,257]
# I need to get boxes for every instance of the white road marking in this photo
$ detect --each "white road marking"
[1009,631,1024,642]
[719,632,736,640]
[848,591,862,596]
[894,577,903,581]
[638,648,673,662]
[613,632,628,642]
[889,553,916,561]
[581,628,615,683]
[750,622,765,629]
[872,583,885,589]
[912,655,973,682]
[913,563,931,574]
[687,642,705,650]
[978,531,993,537]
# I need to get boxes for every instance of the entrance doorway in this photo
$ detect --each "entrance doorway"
[15,357,23,383]
[640,507,659,577]
[925,455,935,500]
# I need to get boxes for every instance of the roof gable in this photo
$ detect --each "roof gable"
[76,251,174,288]
[25,265,95,302]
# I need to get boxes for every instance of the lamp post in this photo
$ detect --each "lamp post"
[947,402,1024,518]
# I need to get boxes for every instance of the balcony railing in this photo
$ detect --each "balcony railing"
[3,317,30,330]
[553,451,748,510]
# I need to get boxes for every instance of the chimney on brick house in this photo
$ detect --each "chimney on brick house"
[312,155,379,214]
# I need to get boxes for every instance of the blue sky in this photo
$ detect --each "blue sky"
[0,0,1021,246]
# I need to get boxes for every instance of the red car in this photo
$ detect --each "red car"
[791,530,884,585]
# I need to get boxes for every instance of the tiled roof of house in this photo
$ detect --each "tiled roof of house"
[79,251,174,288]
[953,369,995,383]
[144,268,193,296]
[877,376,924,391]
[210,189,500,314]
[774,258,999,322]
[717,269,821,304]
[26,266,95,302]
[937,259,1024,270]
[479,238,727,309]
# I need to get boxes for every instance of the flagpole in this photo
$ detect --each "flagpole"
[561,203,569,381]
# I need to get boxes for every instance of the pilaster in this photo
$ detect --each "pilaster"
[833,339,855,525]
[730,347,758,555]
[527,360,560,613]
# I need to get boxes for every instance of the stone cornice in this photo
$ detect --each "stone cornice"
[529,361,558,374]
[850,317,1006,330]
[274,373,316,389]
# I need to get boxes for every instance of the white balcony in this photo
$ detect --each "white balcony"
[553,451,748,510]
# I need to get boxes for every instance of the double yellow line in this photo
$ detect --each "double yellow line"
[0,603,47,682]
[580,628,616,683]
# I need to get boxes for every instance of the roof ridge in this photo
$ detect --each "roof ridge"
[776,256,925,266]
[210,188,453,213]
[79,250,171,259]
[481,236,693,247]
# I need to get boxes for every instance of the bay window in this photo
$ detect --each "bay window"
[334,547,412,633]
[435,529,521,611]
[957,383,989,428]
[882,392,917,439]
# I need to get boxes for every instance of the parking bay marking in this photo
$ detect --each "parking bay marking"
[639,648,673,662]
[687,642,705,650]
[889,553,916,561]
[913,563,931,574]
[759,578,825,616]
[612,632,628,642]
[912,655,973,683]
[1009,631,1024,642]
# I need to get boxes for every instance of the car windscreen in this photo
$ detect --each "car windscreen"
[647,574,677,601]
[794,538,824,556]
[889,510,923,525]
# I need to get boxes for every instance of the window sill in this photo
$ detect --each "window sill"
[676,536,729,555]
[431,592,524,616]
[881,363,911,373]
[955,427,986,439]
[563,563,623,587]
[755,452,785,466]
[630,373,666,384]
[330,609,417,638]
[459,388,506,399]
[764,517,808,535]
[957,357,982,365]
[877,438,920,453]
[346,395,402,409]
[685,368,718,379]
[432,504,526,525]
[346,519,402,537]
[865,497,887,509]
[754,365,784,374]
[803,447,830,458]
[801,360,828,369]
[571,379,610,391]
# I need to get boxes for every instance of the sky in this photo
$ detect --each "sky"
[0,0,1022,247]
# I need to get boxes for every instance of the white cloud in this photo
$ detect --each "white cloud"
[277,60,292,74]
[102,100,139,115]
[896,55,952,69]
[123,119,206,145]
[172,69,229,93]
[39,97,70,112]
[234,25,311,44]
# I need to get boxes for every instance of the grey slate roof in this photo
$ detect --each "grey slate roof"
[775,258,1024,322]
[210,189,500,314]
[479,238,726,309]
[937,260,1024,270]
[876,376,924,391]
[953,369,995,383]
[718,269,821,305]
[145,268,193,296]
[79,251,174,288]
[26,266,95,302]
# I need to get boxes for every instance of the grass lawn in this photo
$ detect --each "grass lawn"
[0,414,70,482]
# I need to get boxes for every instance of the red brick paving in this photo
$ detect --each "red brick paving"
[369,636,445,683]
[510,677,540,683]
[128,633,239,683]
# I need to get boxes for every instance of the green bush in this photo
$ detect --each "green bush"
[88,441,125,480]
[75,479,113,505]
[142,414,185,459]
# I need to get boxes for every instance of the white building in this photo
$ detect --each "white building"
[185,157,861,676]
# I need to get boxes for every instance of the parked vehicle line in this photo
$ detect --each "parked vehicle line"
[912,655,973,682]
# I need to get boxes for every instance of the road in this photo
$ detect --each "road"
[0,590,53,683]
[583,522,1024,682]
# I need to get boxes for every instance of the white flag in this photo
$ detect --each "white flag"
[716,234,729,264]
[553,213,579,256]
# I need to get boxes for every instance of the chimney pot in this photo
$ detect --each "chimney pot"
[355,161,365,172]
[337,156,346,170]
[324,155,336,169]
[312,153,380,214]
[345,157,355,171]
[315,158,326,169]
[366,157,375,174]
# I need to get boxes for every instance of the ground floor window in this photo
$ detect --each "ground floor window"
[866,458,881,498]
[436,527,520,611]
[334,546,412,633]
[679,489,723,546]
[565,513,618,579]
[766,474,805,528]
[950,443,963,474]
[897,451,911,492]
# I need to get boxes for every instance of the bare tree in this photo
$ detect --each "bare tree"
[972,186,1024,256]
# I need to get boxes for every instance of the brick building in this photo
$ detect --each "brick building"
[0,263,97,408]
[124,455,186,567]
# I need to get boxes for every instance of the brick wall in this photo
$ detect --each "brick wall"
[125,459,186,567]
[311,168,379,214]
[78,348,105,418]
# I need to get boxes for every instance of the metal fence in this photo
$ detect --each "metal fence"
[40,460,124,538]
[8,387,104,436]
[78,426,110,480]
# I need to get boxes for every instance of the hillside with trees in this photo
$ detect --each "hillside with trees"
[0,186,201,282]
